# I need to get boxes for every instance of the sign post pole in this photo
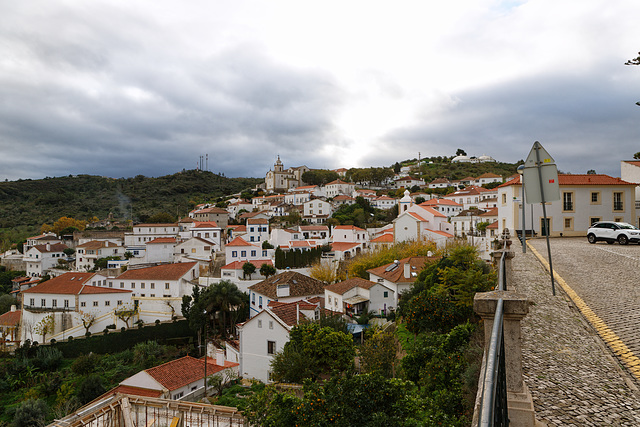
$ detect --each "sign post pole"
[522,141,560,296]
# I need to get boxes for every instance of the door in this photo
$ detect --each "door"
[540,218,550,236]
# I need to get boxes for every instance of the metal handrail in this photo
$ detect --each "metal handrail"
[477,249,510,426]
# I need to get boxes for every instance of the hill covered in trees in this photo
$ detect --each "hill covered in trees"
[0,170,262,246]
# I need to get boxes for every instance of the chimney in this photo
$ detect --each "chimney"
[10,305,16,312]
[46,243,50,251]
[404,262,410,279]
[296,303,300,324]
[216,348,225,366]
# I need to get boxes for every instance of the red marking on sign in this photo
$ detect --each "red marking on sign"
[549,179,555,183]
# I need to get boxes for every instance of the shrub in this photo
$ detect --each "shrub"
[12,399,48,427]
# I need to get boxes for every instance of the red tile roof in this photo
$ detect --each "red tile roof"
[299,225,329,231]
[147,237,177,244]
[334,225,366,231]
[331,242,360,252]
[326,179,352,185]
[77,241,120,249]
[248,271,325,299]
[32,243,68,253]
[407,212,428,222]
[426,229,454,238]
[117,262,197,281]
[193,221,219,228]
[480,208,499,217]
[247,218,269,224]
[226,237,253,247]
[135,223,178,227]
[499,174,635,188]
[145,356,238,391]
[222,259,273,270]
[325,278,375,295]
[269,300,319,327]
[0,309,21,326]
[367,256,436,283]
[22,273,131,295]
[420,198,461,207]
[371,233,394,243]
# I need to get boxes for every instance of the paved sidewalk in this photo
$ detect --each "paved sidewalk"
[510,242,640,426]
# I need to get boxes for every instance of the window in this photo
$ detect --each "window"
[131,283,135,289]
[590,217,601,226]
[241,251,247,257]
[613,192,624,211]
[117,300,123,305]
[591,192,600,204]
[52,299,57,307]
[232,251,237,257]
[262,250,267,257]
[173,391,184,400]
[41,299,45,307]
[562,192,573,211]
[564,217,573,230]
[141,283,145,289]
[120,282,125,288]
[64,300,69,308]
[614,217,623,223]
[267,340,276,355]
[105,300,110,306]
[93,301,99,307]
[259,296,263,308]
[269,321,273,329]
[258,320,262,328]
[383,291,389,298]
[251,250,256,257]
[150,283,155,289]
[30,298,35,306]
[165,283,170,289]
[502,194,507,204]
[108,281,113,288]
[252,293,255,305]
[328,295,332,303]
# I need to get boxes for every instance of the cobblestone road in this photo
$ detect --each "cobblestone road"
[511,237,640,425]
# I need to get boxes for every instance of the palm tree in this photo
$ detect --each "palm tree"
[206,280,246,339]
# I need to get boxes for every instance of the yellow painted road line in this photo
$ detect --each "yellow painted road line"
[527,242,640,382]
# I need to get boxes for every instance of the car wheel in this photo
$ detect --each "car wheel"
[587,234,596,244]
[618,234,629,245]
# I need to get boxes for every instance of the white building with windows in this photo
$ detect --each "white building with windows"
[497,174,638,236]
[247,271,325,318]
[124,224,179,246]
[24,243,69,277]
[324,180,356,198]
[238,300,319,383]
[225,237,264,264]
[20,272,131,343]
[246,218,270,243]
[114,262,199,321]
[189,221,223,251]
[76,241,124,271]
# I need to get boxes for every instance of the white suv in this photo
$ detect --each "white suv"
[587,221,640,245]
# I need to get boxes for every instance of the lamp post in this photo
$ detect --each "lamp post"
[517,165,526,253]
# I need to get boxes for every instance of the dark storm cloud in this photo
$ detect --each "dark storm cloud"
[376,69,640,176]
[0,26,344,181]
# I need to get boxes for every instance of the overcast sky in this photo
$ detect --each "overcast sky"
[2,0,639,181]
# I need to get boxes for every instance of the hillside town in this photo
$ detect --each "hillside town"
[1,155,640,426]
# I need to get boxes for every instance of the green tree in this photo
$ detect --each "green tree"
[12,398,48,427]
[147,212,176,223]
[270,323,355,383]
[259,263,276,279]
[0,293,17,314]
[76,374,106,405]
[242,262,256,280]
[634,152,640,160]
[456,148,467,156]
[359,329,399,378]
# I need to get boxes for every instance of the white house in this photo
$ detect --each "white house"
[143,238,178,265]
[428,178,452,189]
[20,272,131,343]
[393,204,453,245]
[451,209,486,237]
[190,206,229,229]
[324,277,375,315]
[221,259,275,281]
[269,228,303,249]
[24,243,69,277]
[284,191,312,205]
[124,223,179,246]
[190,221,223,251]
[444,186,491,210]
[298,225,330,243]
[246,218,270,244]
[394,176,424,189]
[303,199,333,218]
[621,160,640,210]
[367,256,435,308]
[371,195,397,210]
[331,225,370,245]
[247,271,325,317]
[24,233,62,253]
[114,262,199,321]
[474,172,503,186]
[418,198,463,218]
[174,237,215,263]
[497,174,638,237]
[324,180,356,198]
[225,237,265,264]
[114,355,238,400]
[76,240,124,271]
[238,300,319,382]
[226,200,254,220]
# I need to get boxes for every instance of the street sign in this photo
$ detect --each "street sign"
[522,141,560,204]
